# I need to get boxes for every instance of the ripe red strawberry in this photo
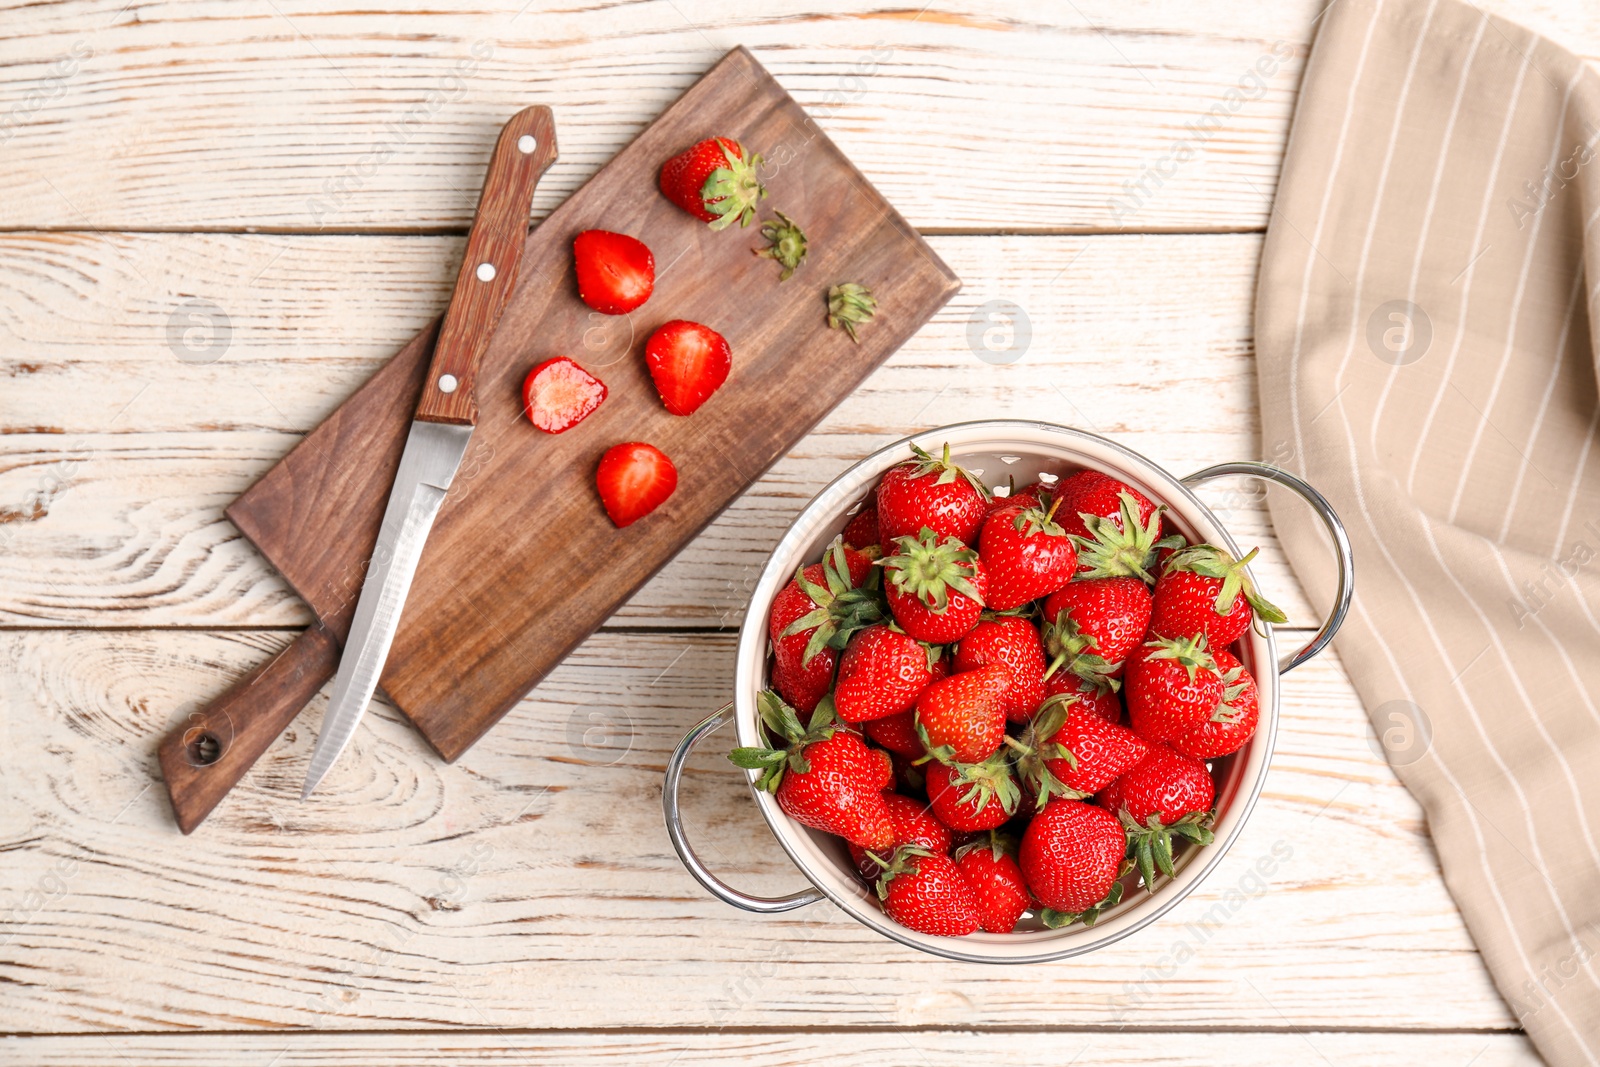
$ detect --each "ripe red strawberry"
[768,540,880,669]
[1041,577,1152,684]
[850,791,953,880]
[925,756,1021,832]
[659,136,767,229]
[521,357,607,433]
[953,616,1046,723]
[596,442,677,527]
[834,625,936,724]
[955,837,1032,934]
[729,693,895,849]
[880,529,988,643]
[769,650,831,717]
[1043,670,1123,723]
[767,541,880,714]
[1111,744,1217,889]
[915,665,1010,764]
[1068,485,1177,582]
[875,846,980,937]
[645,320,731,417]
[1009,693,1149,806]
[841,502,880,550]
[572,229,655,314]
[876,443,991,545]
[1019,799,1126,918]
[1054,470,1160,542]
[1151,544,1287,647]
[1124,633,1225,742]
[1169,648,1260,759]
[978,502,1078,611]
[864,710,925,758]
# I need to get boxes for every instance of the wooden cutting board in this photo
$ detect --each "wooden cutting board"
[226,46,961,763]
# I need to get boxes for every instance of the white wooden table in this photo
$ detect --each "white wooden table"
[5,2,1595,1063]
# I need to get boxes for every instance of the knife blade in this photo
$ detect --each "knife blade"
[301,106,557,798]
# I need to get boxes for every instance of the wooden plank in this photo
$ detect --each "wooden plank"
[0,628,1510,1032]
[0,1030,1546,1066]
[0,232,1326,630]
[4,0,1324,232]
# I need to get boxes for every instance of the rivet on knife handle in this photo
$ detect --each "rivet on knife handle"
[415,105,558,426]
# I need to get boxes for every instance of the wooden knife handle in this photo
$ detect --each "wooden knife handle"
[158,625,340,834]
[415,105,558,426]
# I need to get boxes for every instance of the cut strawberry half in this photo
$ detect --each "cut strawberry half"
[573,230,655,315]
[521,357,607,434]
[596,442,677,527]
[645,320,731,416]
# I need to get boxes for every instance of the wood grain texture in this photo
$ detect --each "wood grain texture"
[0,627,1509,1032]
[0,232,1323,633]
[225,47,959,762]
[156,624,339,834]
[416,105,555,425]
[0,1030,1546,1066]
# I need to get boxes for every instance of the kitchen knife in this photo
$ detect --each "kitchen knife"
[298,106,557,797]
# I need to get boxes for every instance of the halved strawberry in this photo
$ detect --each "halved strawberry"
[645,320,731,417]
[521,357,607,433]
[659,136,766,229]
[595,441,677,527]
[573,230,654,315]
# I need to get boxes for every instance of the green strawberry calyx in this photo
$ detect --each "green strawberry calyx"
[873,844,937,900]
[1040,609,1121,688]
[827,282,878,343]
[754,211,807,280]
[1071,491,1184,583]
[780,538,886,665]
[1005,496,1066,540]
[728,691,838,792]
[701,139,767,231]
[1040,871,1129,929]
[1210,663,1251,724]
[901,442,991,500]
[1163,543,1289,626]
[1002,694,1091,809]
[1119,807,1216,891]
[880,526,986,614]
[952,829,1020,864]
[941,752,1022,817]
[1140,632,1218,682]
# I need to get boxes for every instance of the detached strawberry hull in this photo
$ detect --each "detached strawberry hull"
[665,420,1354,964]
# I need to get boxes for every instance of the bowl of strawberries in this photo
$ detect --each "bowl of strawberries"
[664,420,1352,962]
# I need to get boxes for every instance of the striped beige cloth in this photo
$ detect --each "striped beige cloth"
[1257,0,1600,1062]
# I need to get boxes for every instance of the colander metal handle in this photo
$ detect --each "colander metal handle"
[1181,462,1354,675]
[663,703,826,914]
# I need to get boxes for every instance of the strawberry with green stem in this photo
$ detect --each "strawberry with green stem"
[1169,648,1259,759]
[1108,744,1216,890]
[729,692,895,849]
[880,527,988,644]
[1070,490,1182,582]
[925,755,1021,832]
[659,136,766,229]
[767,539,881,713]
[1006,692,1149,808]
[1124,633,1225,743]
[1041,575,1152,685]
[955,834,1033,934]
[873,845,980,937]
[1151,543,1288,647]
[850,791,953,880]
[915,663,1010,765]
[876,443,991,545]
[978,499,1078,611]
